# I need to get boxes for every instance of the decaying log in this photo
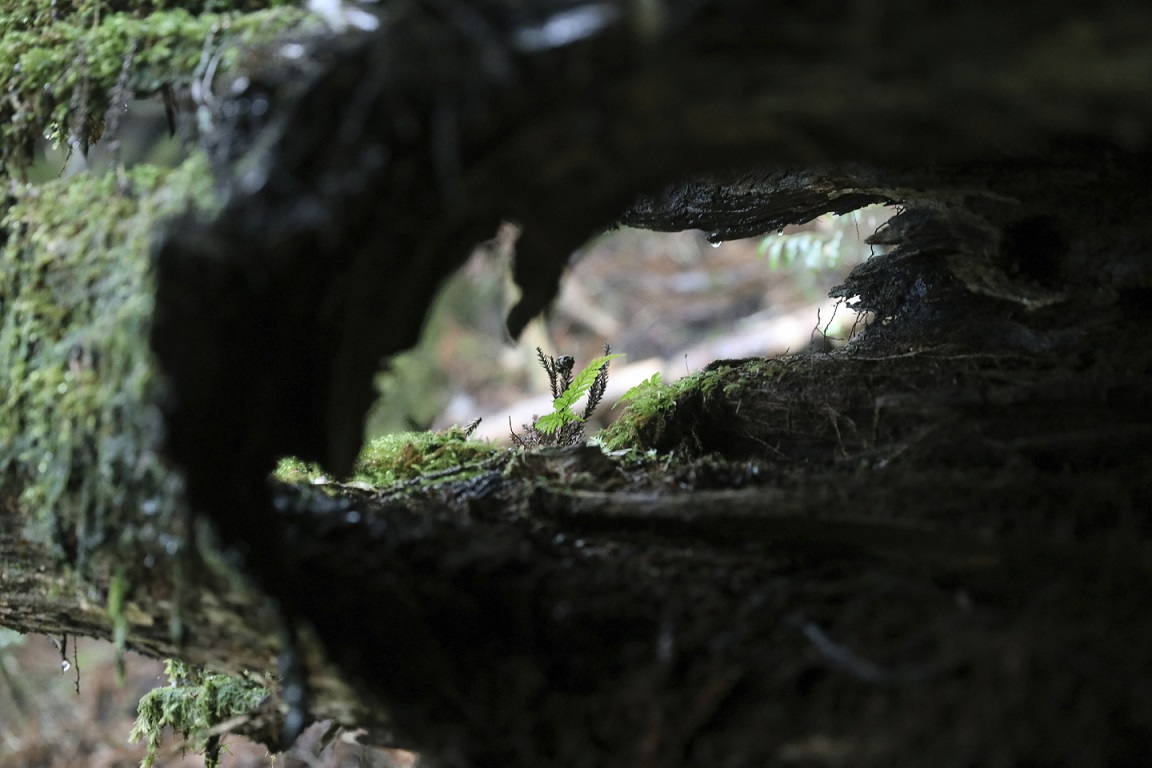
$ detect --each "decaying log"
[3,1,1152,765]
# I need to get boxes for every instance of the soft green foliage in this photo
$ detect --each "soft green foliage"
[276,426,504,487]
[365,258,510,436]
[130,659,267,768]
[613,372,663,409]
[0,154,217,571]
[273,455,326,484]
[351,427,504,485]
[535,353,623,434]
[758,229,846,271]
[106,569,131,652]
[0,628,25,650]
[0,0,311,171]
[599,358,794,452]
[597,374,680,451]
[597,364,746,451]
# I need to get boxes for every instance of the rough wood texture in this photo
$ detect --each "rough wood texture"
[4,1,1152,765]
[152,0,1152,503]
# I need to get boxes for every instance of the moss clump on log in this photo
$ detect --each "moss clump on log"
[0,0,312,170]
[277,424,506,490]
[0,155,217,578]
[597,361,769,453]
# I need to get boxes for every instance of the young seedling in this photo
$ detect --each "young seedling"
[511,346,622,448]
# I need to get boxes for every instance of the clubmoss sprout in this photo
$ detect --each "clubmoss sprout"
[129,659,267,768]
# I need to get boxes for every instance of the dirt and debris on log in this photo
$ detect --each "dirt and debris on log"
[3,1,1152,767]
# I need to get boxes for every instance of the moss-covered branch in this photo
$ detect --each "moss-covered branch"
[1,156,218,574]
[0,0,312,170]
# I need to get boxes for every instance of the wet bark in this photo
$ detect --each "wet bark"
[3,0,1152,766]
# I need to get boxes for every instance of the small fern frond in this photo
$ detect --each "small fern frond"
[550,353,622,415]
[519,348,622,443]
[535,409,579,435]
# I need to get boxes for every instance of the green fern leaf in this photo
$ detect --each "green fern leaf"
[534,353,623,433]
[535,410,578,434]
[552,354,623,412]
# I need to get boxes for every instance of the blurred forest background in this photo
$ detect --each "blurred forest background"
[2,92,889,768]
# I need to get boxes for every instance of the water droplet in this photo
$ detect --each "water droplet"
[710,241,722,248]
[240,167,268,194]
[345,511,361,525]
[61,660,71,672]
[657,620,675,662]
[279,43,306,60]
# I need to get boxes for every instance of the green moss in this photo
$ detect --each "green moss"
[352,427,505,486]
[273,455,324,484]
[0,1,313,171]
[597,373,682,452]
[598,361,787,452]
[0,153,217,574]
[130,658,267,768]
[275,426,507,488]
[106,568,130,650]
